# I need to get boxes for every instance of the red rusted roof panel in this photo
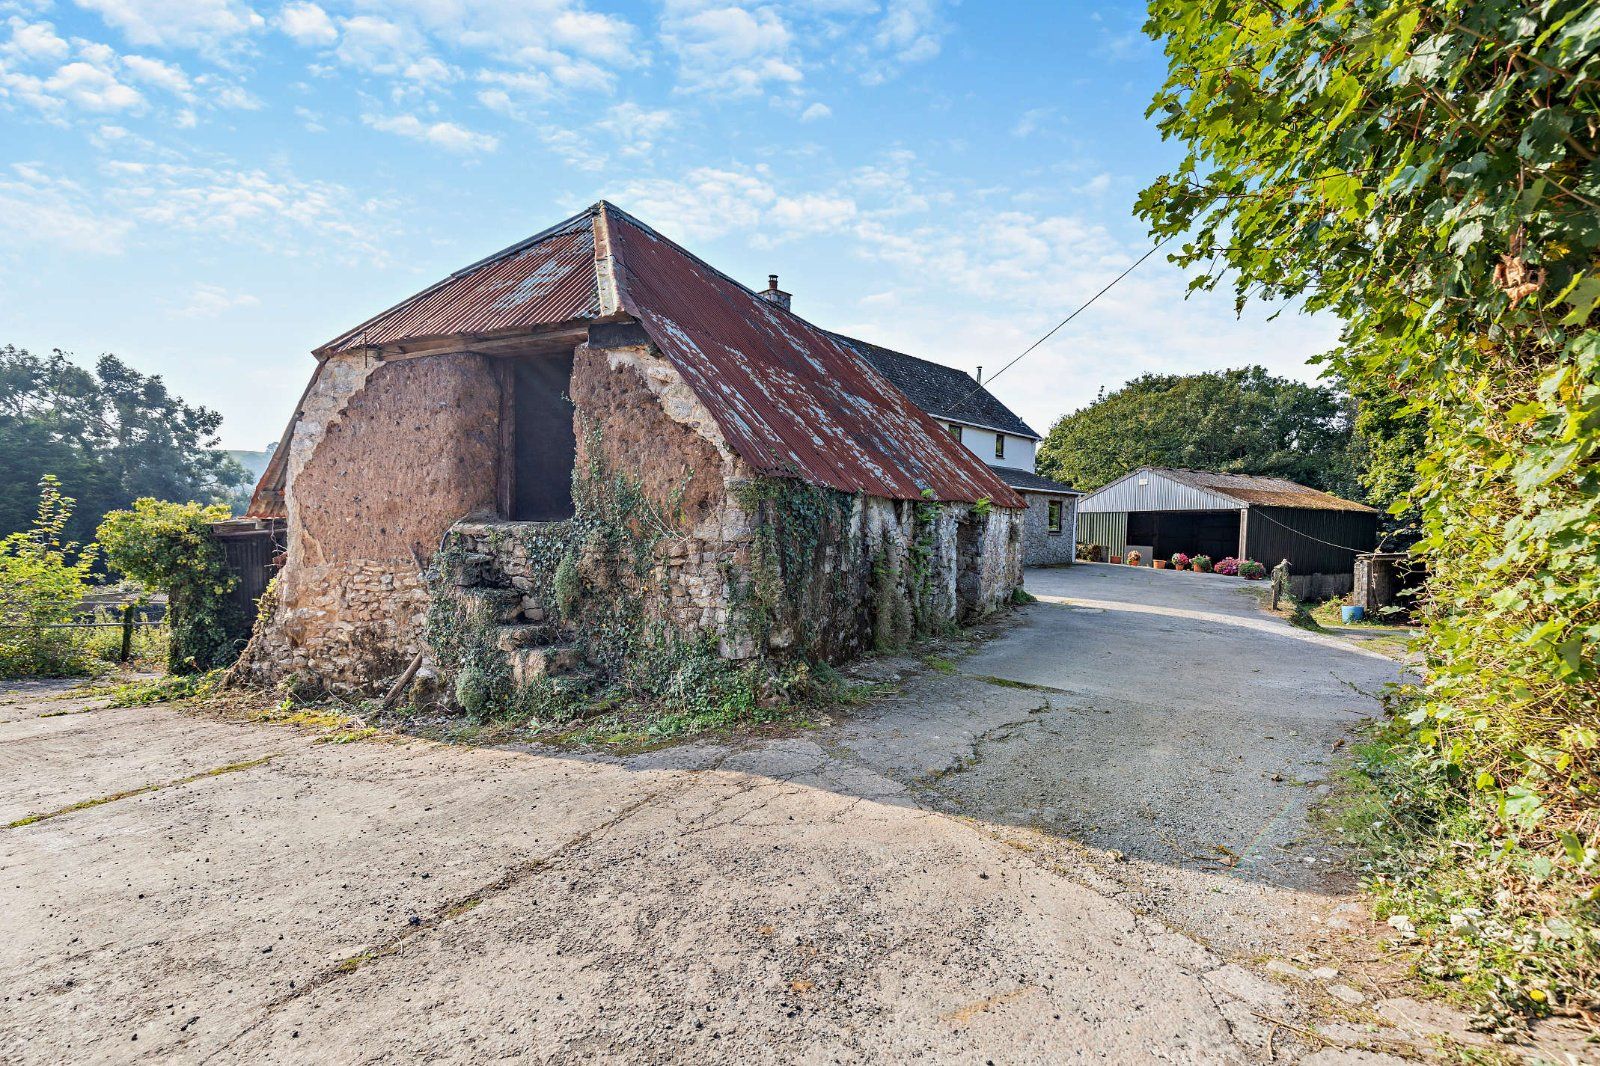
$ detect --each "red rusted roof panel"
[318,213,599,354]
[605,206,1025,508]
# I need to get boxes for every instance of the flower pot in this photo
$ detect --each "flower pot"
[1109,555,1121,565]
[1340,605,1365,623]
[1153,560,1167,569]
[1191,563,1203,572]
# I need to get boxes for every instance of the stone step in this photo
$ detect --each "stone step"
[455,587,525,625]
[495,623,566,652]
[507,644,584,685]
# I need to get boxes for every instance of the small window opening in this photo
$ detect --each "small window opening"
[994,434,1006,460]
[509,352,577,522]
[1047,499,1063,535]
[948,423,963,442]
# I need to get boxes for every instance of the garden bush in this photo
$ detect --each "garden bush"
[0,477,99,678]
[1213,557,1240,577]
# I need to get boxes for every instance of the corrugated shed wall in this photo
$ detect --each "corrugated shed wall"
[1244,507,1378,575]
[1078,471,1238,513]
[1076,512,1128,555]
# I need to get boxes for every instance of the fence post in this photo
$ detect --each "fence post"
[1270,559,1291,611]
[120,604,135,663]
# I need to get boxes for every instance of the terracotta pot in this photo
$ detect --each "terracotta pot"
[1153,559,1168,569]
[1109,555,1122,565]
[1191,563,1204,572]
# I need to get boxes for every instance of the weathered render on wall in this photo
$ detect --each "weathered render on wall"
[233,352,502,688]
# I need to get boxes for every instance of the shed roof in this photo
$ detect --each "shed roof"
[828,334,1040,439]
[1081,467,1375,513]
[255,202,1024,514]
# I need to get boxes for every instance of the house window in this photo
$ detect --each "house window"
[947,423,963,442]
[1047,499,1063,535]
[994,434,1006,460]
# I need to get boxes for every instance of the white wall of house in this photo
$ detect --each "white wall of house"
[944,422,1038,473]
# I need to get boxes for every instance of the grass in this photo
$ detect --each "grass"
[1332,713,1599,1035]
[6,755,276,828]
[924,655,957,674]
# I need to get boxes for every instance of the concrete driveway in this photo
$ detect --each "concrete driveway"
[2,563,1464,1064]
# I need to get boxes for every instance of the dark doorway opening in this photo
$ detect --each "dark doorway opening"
[509,352,577,522]
[1126,509,1240,562]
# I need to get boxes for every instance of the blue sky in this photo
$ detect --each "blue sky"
[0,0,1337,449]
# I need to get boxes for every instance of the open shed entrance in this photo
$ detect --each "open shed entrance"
[509,352,577,522]
[1126,509,1240,562]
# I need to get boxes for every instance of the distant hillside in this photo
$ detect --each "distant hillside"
[228,446,276,483]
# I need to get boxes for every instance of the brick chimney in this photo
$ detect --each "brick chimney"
[757,273,791,311]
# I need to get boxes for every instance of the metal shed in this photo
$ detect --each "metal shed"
[1076,467,1378,593]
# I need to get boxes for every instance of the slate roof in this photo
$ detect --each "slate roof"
[1152,468,1375,512]
[253,202,1026,515]
[996,468,1081,495]
[829,334,1041,440]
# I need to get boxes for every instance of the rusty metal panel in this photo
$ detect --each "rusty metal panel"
[318,213,600,355]
[605,206,1025,509]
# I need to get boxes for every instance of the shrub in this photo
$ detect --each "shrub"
[1191,554,1213,573]
[97,499,239,674]
[1169,552,1190,570]
[1238,560,1267,580]
[0,477,100,678]
[1213,556,1240,577]
[1125,550,1142,565]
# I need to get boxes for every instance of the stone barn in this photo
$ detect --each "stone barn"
[234,202,1026,706]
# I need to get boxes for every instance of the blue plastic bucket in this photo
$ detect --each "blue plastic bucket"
[1340,605,1365,623]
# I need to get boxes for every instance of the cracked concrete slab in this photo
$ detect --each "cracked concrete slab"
[0,564,1467,1063]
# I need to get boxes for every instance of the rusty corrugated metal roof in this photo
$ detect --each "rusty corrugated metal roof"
[604,205,1024,508]
[318,212,599,355]
[253,202,1024,512]
[1154,469,1375,512]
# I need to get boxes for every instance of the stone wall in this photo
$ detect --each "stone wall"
[1020,492,1078,566]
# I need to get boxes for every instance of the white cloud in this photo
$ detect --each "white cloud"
[73,0,265,51]
[661,2,801,97]
[402,55,455,84]
[363,111,498,153]
[611,166,777,241]
[2,17,69,62]
[277,1,336,46]
[0,162,132,253]
[475,69,553,117]
[539,126,605,171]
[769,192,856,234]
[121,53,190,95]
[173,282,259,318]
[334,15,418,72]
[799,101,830,122]
[596,101,673,154]
[43,59,144,111]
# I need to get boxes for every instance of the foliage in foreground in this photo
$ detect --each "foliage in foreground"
[1342,703,1597,1031]
[97,499,240,674]
[0,477,99,678]
[1141,0,1599,1020]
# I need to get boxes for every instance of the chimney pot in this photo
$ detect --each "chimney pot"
[768,274,779,290]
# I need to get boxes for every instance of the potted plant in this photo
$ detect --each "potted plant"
[1153,557,1168,569]
[1191,554,1212,573]
[1109,554,1122,565]
[1239,559,1267,580]
[1125,550,1142,566]
[1214,556,1240,576]
[1169,552,1190,571]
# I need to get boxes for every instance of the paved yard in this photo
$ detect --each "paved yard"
[2,564,1479,1063]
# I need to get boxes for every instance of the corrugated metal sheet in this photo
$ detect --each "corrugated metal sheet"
[1245,506,1378,575]
[1079,468,1241,513]
[318,213,600,355]
[1076,512,1128,555]
[605,205,1024,508]
[1078,467,1374,514]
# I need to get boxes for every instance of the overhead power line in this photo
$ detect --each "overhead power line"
[952,232,1177,412]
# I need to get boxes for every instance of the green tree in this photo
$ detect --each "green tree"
[1037,366,1358,494]
[0,346,250,545]
[1141,0,1598,1016]
[0,477,100,677]
[97,499,238,674]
